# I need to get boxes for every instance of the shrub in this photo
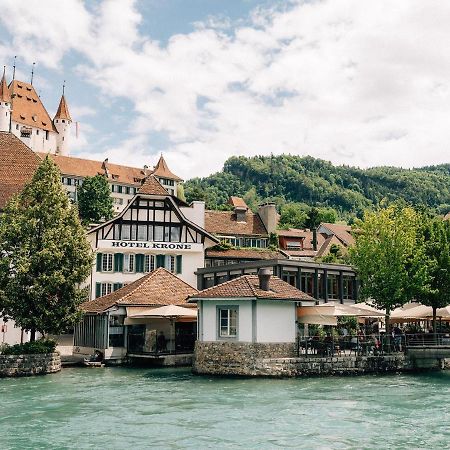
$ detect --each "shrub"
[1,339,57,355]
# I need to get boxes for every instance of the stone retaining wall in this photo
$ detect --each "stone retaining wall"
[193,342,413,377]
[0,353,61,377]
[193,341,296,376]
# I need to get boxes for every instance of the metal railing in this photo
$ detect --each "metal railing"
[297,333,450,357]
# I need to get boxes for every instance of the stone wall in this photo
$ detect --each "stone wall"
[193,342,413,377]
[0,353,61,377]
[193,341,296,376]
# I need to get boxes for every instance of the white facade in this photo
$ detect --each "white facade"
[87,193,217,300]
[54,118,71,156]
[9,122,59,154]
[0,101,11,131]
[198,299,297,343]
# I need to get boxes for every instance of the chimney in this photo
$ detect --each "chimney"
[258,202,278,234]
[258,267,271,291]
[143,164,149,176]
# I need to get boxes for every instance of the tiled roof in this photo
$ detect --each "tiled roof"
[81,268,198,313]
[315,235,346,258]
[283,250,318,258]
[0,71,10,102]
[319,223,355,246]
[152,154,183,181]
[36,153,145,185]
[0,132,40,209]
[277,228,309,238]
[189,275,315,302]
[205,210,268,236]
[228,196,248,209]
[9,80,57,132]
[139,174,169,195]
[206,248,286,260]
[54,95,71,121]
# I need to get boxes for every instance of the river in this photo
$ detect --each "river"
[1,367,449,449]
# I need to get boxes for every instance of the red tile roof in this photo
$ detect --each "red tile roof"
[138,174,169,195]
[189,275,315,302]
[205,210,268,236]
[10,80,57,132]
[228,196,248,209]
[0,132,40,209]
[54,95,71,121]
[82,268,198,313]
[319,223,355,246]
[152,154,182,181]
[36,153,145,185]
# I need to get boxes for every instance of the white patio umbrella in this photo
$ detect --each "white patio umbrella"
[126,305,197,319]
[391,304,450,320]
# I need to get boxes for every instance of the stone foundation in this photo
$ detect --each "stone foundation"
[193,342,416,377]
[193,341,296,376]
[0,353,61,377]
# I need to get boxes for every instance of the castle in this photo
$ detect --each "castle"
[0,67,71,156]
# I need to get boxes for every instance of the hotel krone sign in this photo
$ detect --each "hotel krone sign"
[98,240,204,252]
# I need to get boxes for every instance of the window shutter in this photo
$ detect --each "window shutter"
[96,253,102,272]
[114,253,124,272]
[95,283,101,298]
[176,255,182,274]
[136,254,144,273]
[113,283,123,291]
[156,254,165,268]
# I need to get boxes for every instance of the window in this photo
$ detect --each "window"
[154,226,164,241]
[124,254,135,273]
[343,276,354,300]
[101,282,113,297]
[113,197,123,205]
[286,241,302,249]
[36,129,39,136]
[327,275,339,300]
[170,226,180,242]
[16,124,19,130]
[45,130,49,140]
[301,273,314,296]
[167,255,176,273]
[102,253,113,272]
[121,224,131,240]
[218,308,238,338]
[137,224,147,241]
[144,255,155,273]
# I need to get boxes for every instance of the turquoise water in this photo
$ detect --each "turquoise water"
[1,368,449,449]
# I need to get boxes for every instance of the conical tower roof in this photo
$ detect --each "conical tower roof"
[0,67,11,102]
[54,95,71,121]
[152,154,183,181]
[138,174,170,195]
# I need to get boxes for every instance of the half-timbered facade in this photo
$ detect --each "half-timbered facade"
[87,175,218,298]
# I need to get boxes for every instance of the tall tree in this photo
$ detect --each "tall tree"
[416,218,450,336]
[349,203,431,332]
[77,174,114,224]
[0,157,93,341]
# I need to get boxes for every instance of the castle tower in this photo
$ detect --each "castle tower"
[0,67,11,132]
[53,93,72,156]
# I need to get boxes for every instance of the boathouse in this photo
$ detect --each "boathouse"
[189,268,316,375]
[74,268,198,363]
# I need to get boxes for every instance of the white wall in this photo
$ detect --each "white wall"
[0,317,32,345]
[256,302,296,343]
[180,201,205,228]
[199,299,296,343]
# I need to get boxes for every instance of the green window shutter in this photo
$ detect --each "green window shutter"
[136,254,144,273]
[113,283,123,291]
[176,255,182,274]
[156,254,165,268]
[96,253,102,272]
[95,283,101,298]
[114,253,124,272]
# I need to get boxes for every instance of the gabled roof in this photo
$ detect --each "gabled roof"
[205,210,268,236]
[9,80,57,132]
[228,196,248,209]
[138,174,169,195]
[0,70,10,102]
[82,268,198,313]
[189,275,315,302]
[277,228,309,238]
[36,153,145,185]
[0,132,40,209]
[54,95,71,121]
[152,154,183,181]
[319,223,355,246]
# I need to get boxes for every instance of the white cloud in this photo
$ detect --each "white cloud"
[1,0,450,178]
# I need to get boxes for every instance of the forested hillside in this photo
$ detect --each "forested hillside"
[184,155,450,224]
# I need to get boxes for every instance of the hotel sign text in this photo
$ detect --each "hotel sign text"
[98,240,203,252]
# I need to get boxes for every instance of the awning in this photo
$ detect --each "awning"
[297,302,385,325]
[125,305,197,324]
[391,304,450,320]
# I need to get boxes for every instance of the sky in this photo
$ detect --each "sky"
[0,0,449,179]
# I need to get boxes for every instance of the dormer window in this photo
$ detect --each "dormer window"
[17,84,23,89]
[26,86,31,91]
[32,114,37,122]
[20,126,32,138]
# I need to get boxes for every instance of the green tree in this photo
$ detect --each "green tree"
[416,218,450,336]
[0,157,93,341]
[77,174,113,224]
[349,203,431,332]
[320,243,347,264]
[279,203,308,229]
